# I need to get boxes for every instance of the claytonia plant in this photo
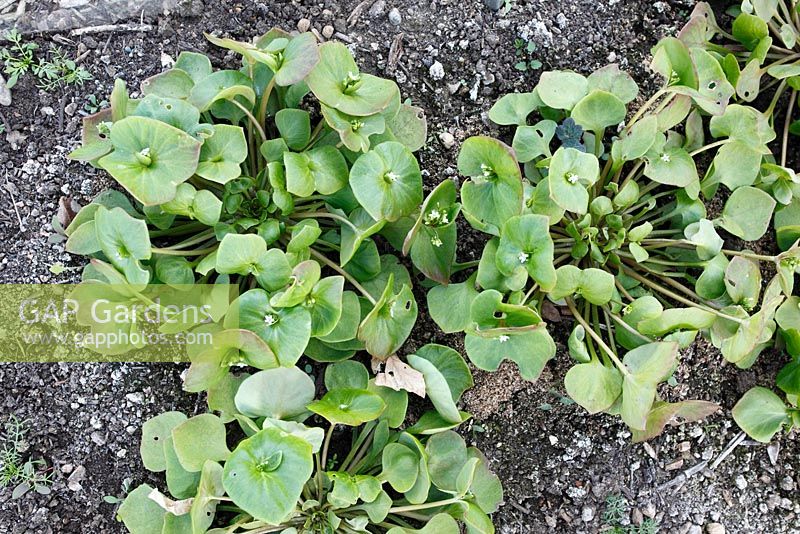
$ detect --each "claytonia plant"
[65,29,430,372]
[419,56,800,440]
[676,1,800,442]
[64,30,503,532]
[118,357,501,534]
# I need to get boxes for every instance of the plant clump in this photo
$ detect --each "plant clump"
[66,29,502,533]
[421,49,799,440]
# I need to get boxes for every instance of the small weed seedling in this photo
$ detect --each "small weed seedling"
[513,38,543,72]
[1,29,91,91]
[0,415,53,499]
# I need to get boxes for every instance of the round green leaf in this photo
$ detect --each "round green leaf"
[571,90,627,132]
[719,186,776,241]
[306,42,399,116]
[188,70,255,112]
[537,71,589,110]
[307,388,386,426]
[235,367,315,419]
[223,428,313,525]
[350,142,423,223]
[197,124,247,184]
[140,411,188,472]
[458,136,523,235]
[496,214,556,291]
[225,289,312,367]
[732,387,791,443]
[172,414,230,472]
[488,91,542,125]
[587,64,639,103]
[381,443,419,493]
[98,116,202,206]
[325,360,370,391]
[565,361,623,414]
[547,147,600,214]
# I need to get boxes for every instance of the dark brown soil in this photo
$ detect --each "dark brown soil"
[0,1,798,533]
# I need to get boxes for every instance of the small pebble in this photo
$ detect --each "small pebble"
[780,475,795,491]
[388,7,402,25]
[735,474,747,490]
[438,132,455,149]
[0,74,11,106]
[369,0,386,16]
[429,61,445,81]
[706,523,725,534]
[322,25,334,39]
[581,506,595,522]
[484,0,504,11]
[297,18,310,33]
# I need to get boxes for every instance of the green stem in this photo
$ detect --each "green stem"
[388,497,463,514]
[604,306,653,344]
[293,212,359,233]
[782,90,797,167]
[149,221,207,238]
[621,266,744,324]
[231,99,267,144]
[566,298,629,376]
[689,139,729,157]
[321,423,335,470]
[151,245,218,256]
[722,249,776,262]
[309,247,377,305]
[165,229,216,250]
[257,77,276,127]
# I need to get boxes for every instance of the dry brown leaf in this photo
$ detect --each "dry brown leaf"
[374,355,426,398]
[148,488,193,516]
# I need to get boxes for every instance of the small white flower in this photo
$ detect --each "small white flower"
[566,172,580,184]
[429,209,441,220]
[139,147,151,157]
[498,335,510,343]
[386,171,399,182]
[389,306,396,318]
[481,163,494,178]
[431,236,443,247]
[660,153,671,163]
[440,213,449,224]
[518,252,530,264]
[263,314,277,326]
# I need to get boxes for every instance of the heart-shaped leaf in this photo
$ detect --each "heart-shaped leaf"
[172,414,230,472]
[571,90,627,132]
[196,124,247,184]
[94,206,151,286]
[488,91,542,125]
[140,412,188,473]
[565,361,623,414]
